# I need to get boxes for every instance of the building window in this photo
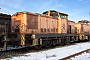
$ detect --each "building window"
[52,13,58,18]
[64,16,67,19]
[60,14,64,18]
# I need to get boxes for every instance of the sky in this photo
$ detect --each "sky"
[0,0,90,22]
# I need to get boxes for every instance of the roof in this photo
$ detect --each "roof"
[42,10,68,16]
[68,20,75,23]
[12,11,40,16]
[78,20,90,23]
[0,13,11,18]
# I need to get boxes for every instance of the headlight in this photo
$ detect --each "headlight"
[31,34,35,39]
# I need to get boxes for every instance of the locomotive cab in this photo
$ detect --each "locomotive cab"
[43,10,68,34]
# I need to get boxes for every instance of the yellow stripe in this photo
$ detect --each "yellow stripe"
[79,34,83,40]
[21,34,25,46]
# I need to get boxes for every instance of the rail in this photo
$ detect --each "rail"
[59,48,90,60]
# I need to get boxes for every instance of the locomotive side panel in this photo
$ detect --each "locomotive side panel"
[75,23,89,34]
[40,15,47,33]
[61,18,68,33]
[26,13,38,34]
[11,13,25,33]
[38,15,58,34]
[83,24,89,33]
[52,18,58,33]
[75,23,81,34]
[68,20,75,34]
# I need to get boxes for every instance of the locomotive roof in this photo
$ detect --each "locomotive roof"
[12,11,39,16]
[43,10,68,16]
[68,20,75,23]
[12,10,68,17]
[78,20,90,23]
[12,11,58,19]
[0,13,11,18]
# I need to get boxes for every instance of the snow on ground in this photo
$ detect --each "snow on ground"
[70,50,90,60]
[2,42,90,60]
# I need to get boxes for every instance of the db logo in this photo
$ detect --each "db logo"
[62,24,65,29]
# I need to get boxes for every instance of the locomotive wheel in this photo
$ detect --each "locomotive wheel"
[61,39,65,46]
[44,40,51,48]
[34,45,42,49]
[66,38,70,45]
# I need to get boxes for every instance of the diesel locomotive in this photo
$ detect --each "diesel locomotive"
[0,10,90,50]
[0,13,11,49]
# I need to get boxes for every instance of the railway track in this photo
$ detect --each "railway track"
[59,49,90,60]
[0,42,89,59]
[0,42,77,52]
[0,42,77,59]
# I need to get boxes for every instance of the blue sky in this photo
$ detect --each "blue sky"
[0,0,90,22]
